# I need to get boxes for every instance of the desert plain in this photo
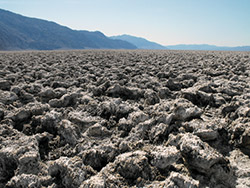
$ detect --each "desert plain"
[0,50,250,187]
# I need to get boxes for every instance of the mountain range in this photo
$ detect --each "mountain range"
[110,35,166,49]
[0,9,136,50]
[111,35,250,51]
[166,44,250,51]
[0,8,249,51]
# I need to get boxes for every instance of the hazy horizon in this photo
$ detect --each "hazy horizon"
[0,0,249,47]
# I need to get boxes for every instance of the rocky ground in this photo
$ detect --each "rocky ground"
[0,50,249,188]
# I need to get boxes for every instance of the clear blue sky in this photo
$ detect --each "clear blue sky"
[0,0,249,46]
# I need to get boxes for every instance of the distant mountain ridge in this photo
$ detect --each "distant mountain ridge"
[166,44,250,51]
[0,9,137,50]
[110,34,167,49]
[110,34,250,51]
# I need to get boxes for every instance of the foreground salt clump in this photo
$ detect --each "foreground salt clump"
[0,50,249,187]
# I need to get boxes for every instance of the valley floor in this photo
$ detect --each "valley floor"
[0,50,250,187]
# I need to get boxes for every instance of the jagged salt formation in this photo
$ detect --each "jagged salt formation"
[0,50,249,187]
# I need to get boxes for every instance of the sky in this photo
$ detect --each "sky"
[0,0,249,46]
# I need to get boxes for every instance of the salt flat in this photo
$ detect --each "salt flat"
[0,50,250,187]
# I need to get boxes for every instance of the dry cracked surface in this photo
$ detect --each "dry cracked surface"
[0,50,250,188]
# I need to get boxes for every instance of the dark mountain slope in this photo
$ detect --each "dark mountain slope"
[0,9,136,50]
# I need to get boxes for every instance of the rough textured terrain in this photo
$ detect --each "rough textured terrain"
[0,50,249,188]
